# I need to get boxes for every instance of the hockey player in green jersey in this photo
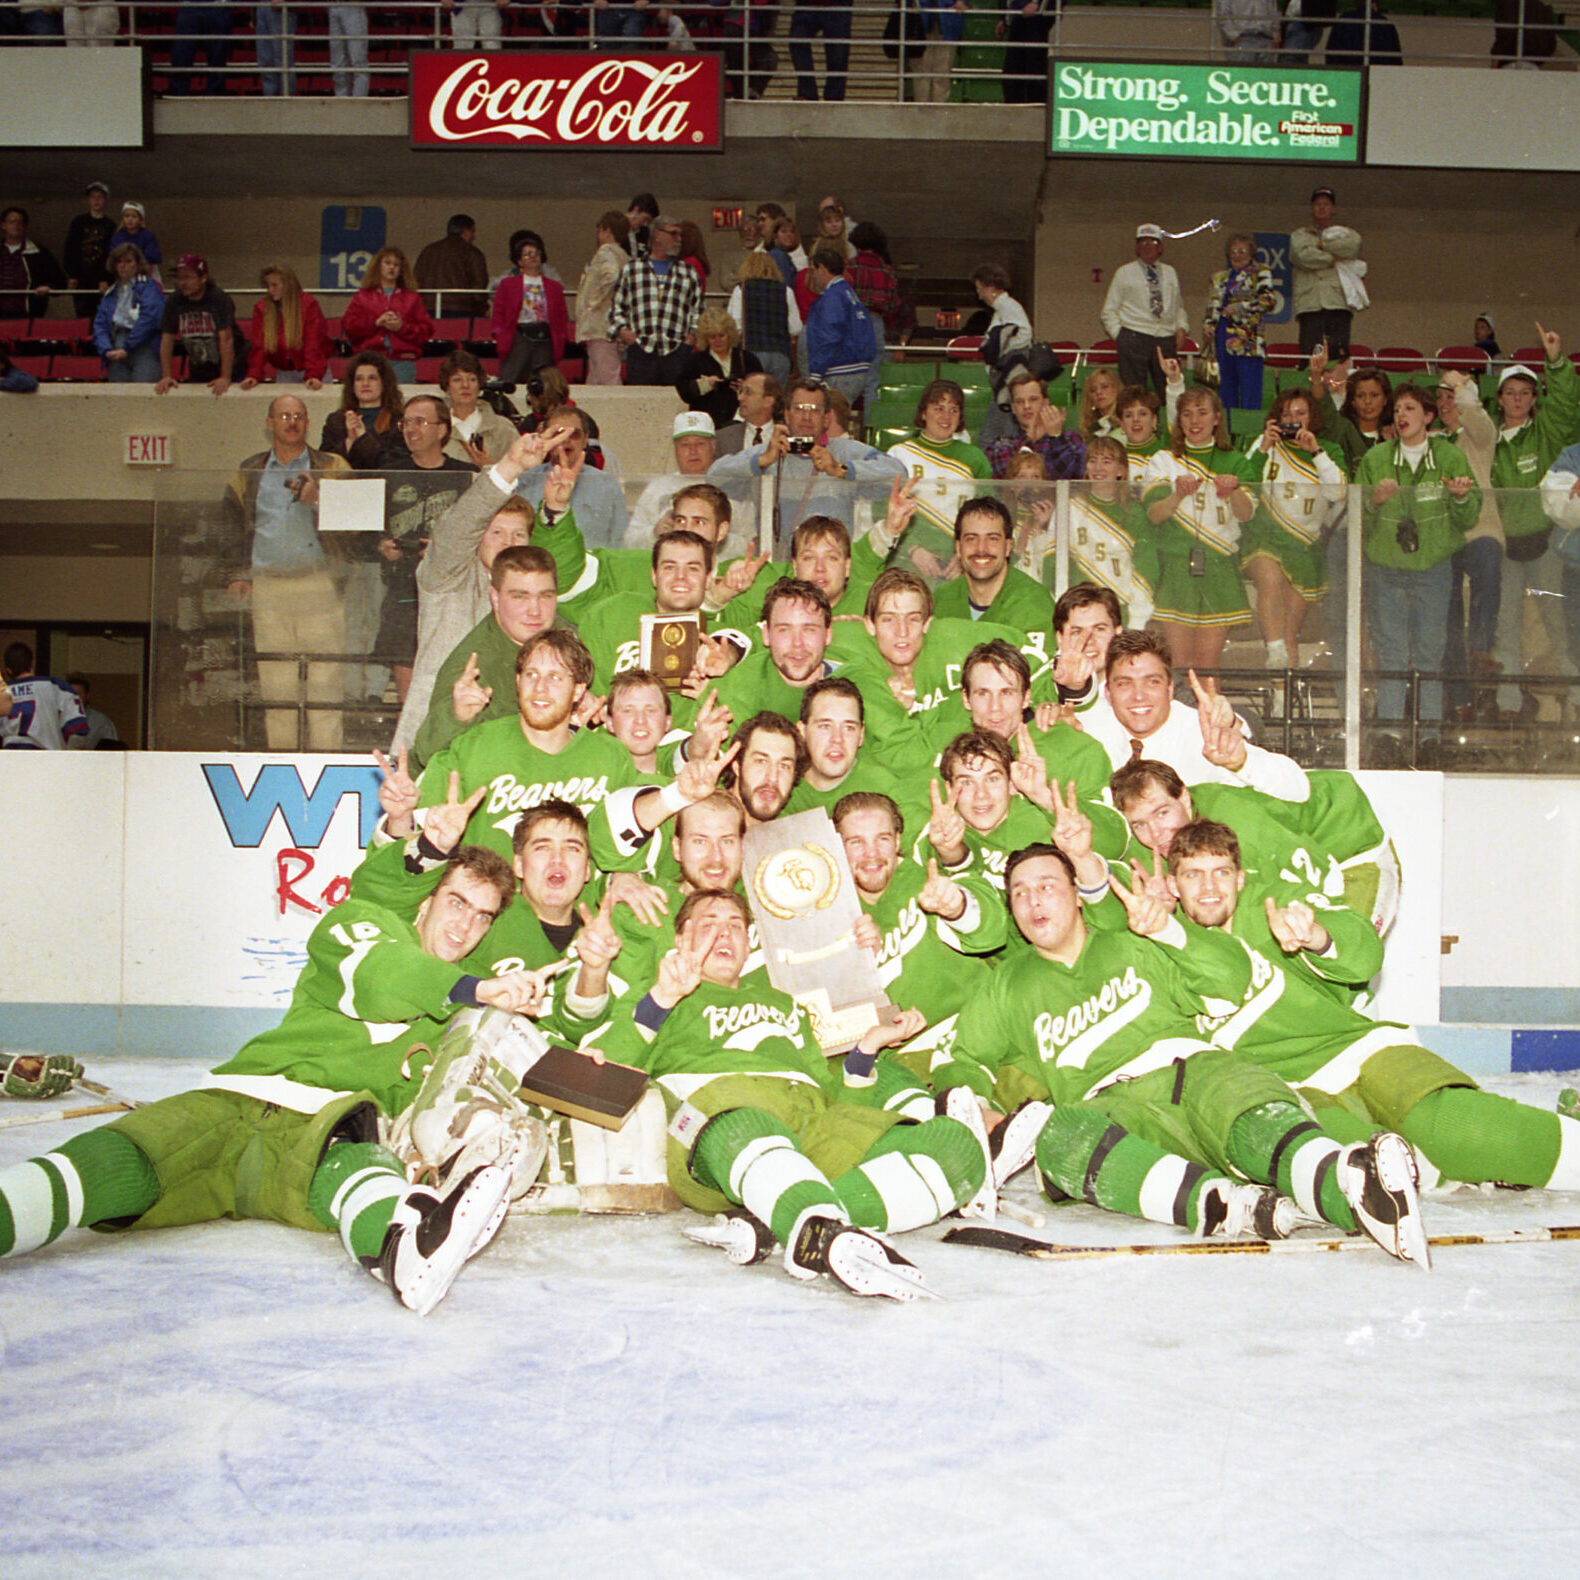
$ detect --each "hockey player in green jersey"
[411,542,562,771]
[935,844,1431,1264]
[1160,819,1580,1196]
[398,629,650,868]
[835,791,1002,1081]
[591,889,985,1298]
[784,676,930,839]
[713,513,888,631]
[920,639,1115,803]
[0,847,563,1313]
[929,496,1057,635]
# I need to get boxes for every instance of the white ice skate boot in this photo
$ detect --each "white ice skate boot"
[1339,1132,1432,1269]
[376,1163,514,1316]
[784,1211,938,1301]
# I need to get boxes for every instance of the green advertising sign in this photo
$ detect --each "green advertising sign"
[1050,62,1363,164]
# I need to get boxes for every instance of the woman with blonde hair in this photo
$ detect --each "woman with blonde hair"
[342,246,433,381]
[240,264,332,390]
[727,249,800,385]
[1078,365,1123,441]
[576,209,630,385]
[1137,385,1257,668]
[676,305,762,428]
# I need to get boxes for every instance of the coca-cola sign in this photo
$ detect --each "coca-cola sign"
[410,52,724,150]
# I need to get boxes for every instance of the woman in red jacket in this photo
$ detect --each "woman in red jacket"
[342,247,433,382]
[239,263,332,390]
[489,228,569,389]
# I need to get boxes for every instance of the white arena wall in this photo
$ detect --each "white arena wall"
[9,751,1563,1070]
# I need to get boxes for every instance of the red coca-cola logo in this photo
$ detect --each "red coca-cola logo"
[410,52,723,150]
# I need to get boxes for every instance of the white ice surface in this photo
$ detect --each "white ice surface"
[4,1059,1580,1579]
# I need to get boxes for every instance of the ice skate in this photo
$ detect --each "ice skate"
[943,1087,998,1221]
[1197,1179,1310,1240]
[683,1210,776,1266]
[991,1099,1053,1192]
[786,1211,938,1301]
[376,1162,514,1316]
[1339,1132,1432,1270]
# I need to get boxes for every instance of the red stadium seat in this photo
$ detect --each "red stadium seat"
[1265,341,1304,369]
[1509,346,1545,368]
[1346,342,1373,362]
[1087,338,1118,365]
[415,357,444,384]
[431,317,473,344]
[8,354,52,379]
[50,355,106,382]
[1375,346,1428,374]
[1434,345,1490,377]
[945,335,984,361]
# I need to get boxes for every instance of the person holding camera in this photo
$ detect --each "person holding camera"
[1356,384,1480,753]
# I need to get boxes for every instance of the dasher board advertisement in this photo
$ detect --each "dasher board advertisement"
[410,52,724,150]
[1050,61,1363,165]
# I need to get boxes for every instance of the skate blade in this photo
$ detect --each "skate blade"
[827,1241,942,1302]
[401,1167,512,1317]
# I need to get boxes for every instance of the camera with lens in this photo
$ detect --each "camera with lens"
[1277,421,1301,439]
[787,435,816,456]
[1395,517,1420,555]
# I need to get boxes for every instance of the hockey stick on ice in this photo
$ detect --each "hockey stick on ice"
[75,1076,144,1111]
[942,1223,1580,1259]
[0,1102,133,1131]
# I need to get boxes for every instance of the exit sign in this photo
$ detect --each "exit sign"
[125,434,172,466]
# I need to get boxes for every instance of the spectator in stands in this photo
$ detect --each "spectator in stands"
[440,349,517,465]
[328,0,369,97]
[595,0,647,41]
[1491,0,1558,65]
[764,211,807,285]
[255,0,295,96]
[1203,232,1277,417]
[971,262,1033,444]
[723,4,779,100]
[167,1,234,95]
[810,198,854,259]
[914,0,965,104]
[68,675,121,749]
[998,0,1054,102]
[62,180,115,314]
[155,254,238,397]
[1101,224,1189,404]
[846,221,913,409]
[714,370,783,455]
[805,246,875,408]
[63,0,118,44]
[1326,0,1401,65]
[625,412,720,547]
[609,213,704,385]
[320,350,403,461]
[1474,314,1501,361]
[515,365,573,435]
[0,346,39,394]
[1078,366,1123,441]
[575,209,631,387]
[489,229,569,389]
[92,243,164,383]
[677,220,711,292]
[514,406,631,549]
[0,206,66,321]
[1341,365,1392,450]
[1281,0,1334,63]
[0,644,85,751]
[109,201,161,275]
[626,192,658,260]
[790,2,852,101]
[727,250,800,386]
[1216,0,1281,61]
[221,394,354,750]
[11,1,65,41]
[1291,187,1364,359]
[240,264,330,391]
[343,247,433,383]
[444,0,508,49]
[415,214,490,319]
[986,371,1085,480]
[677,307,762,430]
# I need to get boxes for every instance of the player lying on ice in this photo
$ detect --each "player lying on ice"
[0,844,575,1317]
[583,887,991,1301]
[934,843,1434,1267]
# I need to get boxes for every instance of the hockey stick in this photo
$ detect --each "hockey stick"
[0,1102,132,1131]
[942,1223,1580,1260]
[75,1076,144,1111]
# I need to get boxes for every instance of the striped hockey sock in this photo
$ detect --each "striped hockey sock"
[307,1141,411,1265]
[832,1116,986,1233]
[690,1107,840,1247]
[1229,1103,1354,1228]
[1035,1104,1224,1232]
[0,1129,159,1257]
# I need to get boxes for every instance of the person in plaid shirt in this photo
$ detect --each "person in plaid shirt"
[846,222,914,408]
[609,214,705,386]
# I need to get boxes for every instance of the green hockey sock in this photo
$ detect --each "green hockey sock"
[1034,1104,1223,1231]
[1229,1102,1353,1228]
[0,1128,159,1258]
[308,1140,409,1265]
[690,1107,839,1246]
[1398,1087,1569,1189]
[833,1116,986,1232]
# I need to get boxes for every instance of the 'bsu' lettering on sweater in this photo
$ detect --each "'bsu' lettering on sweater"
[1034,966,1149,1067]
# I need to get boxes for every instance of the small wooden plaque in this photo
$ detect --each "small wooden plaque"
[517,1045,649,1130]
[641,612,701,691]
